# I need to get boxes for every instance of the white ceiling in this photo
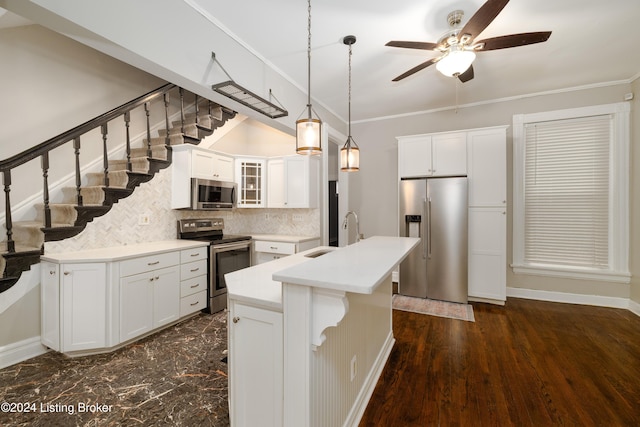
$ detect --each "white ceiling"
[188,0,640,123]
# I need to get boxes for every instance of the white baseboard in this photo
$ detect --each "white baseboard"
[0,336,48,370]
[629,299,640,317]
[507,287,631,311]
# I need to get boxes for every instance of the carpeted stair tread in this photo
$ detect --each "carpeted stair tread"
[86,171,129,188]
[34,203,78,225]
[109,157,151,173]
[130,145,168,161]
[61,187,105,205]
[143,135,184,146]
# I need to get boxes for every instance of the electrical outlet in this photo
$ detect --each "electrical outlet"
[138,213,151,225]
[264,213,270,221]
[292,214,304,222]
[350,355,357,382]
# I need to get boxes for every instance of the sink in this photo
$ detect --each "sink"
[304,248,336,258]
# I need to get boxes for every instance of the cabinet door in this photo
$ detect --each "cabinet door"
[214,153,234,182]
[267,158,286,207]
[120,272,154,342]
[284,156,308,208]
[61,263,107,352]
[229,302,283,427]
[468,208,506,302]
[41,262,60,351]
[153,266,180,328]
[236,158,266,208]
[432,132,467,176]
[192,150,215,179]
[467,129,507,207]
[398,136,433,178]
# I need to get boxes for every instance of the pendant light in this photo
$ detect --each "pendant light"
[296,0,322,155]
[340,35,360,172]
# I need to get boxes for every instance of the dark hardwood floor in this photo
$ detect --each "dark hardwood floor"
[360,298,640,426]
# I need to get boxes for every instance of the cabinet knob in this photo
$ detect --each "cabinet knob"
[232,316,240,323]
[49,270,56,275]
[502,211,506,215]
[63,271,70,276]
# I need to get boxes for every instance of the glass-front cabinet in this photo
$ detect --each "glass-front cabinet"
[235,158,266,208]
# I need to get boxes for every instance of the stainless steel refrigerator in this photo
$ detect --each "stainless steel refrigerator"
[399,177,468,303]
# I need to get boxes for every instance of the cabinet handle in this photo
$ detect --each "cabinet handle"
[190,268,199,272]
[190,253,199,257]
[232,316,240,323]
[190,301,199,306]
[63,271,70,276]
[49,270,56,275]
[190,283,200,288]
[147,261,160,266]
[270,246,278,250]
[150,277,155,281]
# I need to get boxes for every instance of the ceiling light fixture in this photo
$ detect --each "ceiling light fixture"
[296,0,322,155]
[340,35,359,172]
[435,44,476,77]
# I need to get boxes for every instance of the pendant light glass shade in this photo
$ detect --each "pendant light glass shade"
[340,137,359,171]
[296,0,322,155]
[340,35,360,172]
[296,117,322,155]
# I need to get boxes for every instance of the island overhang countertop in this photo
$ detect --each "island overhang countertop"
[272,236,419,294]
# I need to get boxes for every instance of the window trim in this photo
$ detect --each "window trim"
[512,102,631,283]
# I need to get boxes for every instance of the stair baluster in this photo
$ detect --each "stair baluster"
[73,137,83,206]
[124,112,132,172]
[163,93,170,147]
[3,170,14,253]
[41,153,52,228]
[144,102,152,158]
[101,124,109,188]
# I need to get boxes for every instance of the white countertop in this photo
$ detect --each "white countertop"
[41,240,209,263]
[248,234,320,244]
[226,236,420,310]
[273,236,420,294]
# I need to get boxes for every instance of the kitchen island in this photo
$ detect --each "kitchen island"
[225,236,420,427]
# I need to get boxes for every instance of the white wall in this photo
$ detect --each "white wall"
[351,83,637,300]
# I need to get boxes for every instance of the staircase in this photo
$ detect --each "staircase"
[0,83,236,293]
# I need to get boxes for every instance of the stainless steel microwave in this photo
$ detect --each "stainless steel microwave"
[191,178,236,210]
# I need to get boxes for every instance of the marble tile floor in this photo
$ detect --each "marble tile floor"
[0,311,229,426]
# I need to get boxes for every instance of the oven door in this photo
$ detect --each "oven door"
[210,240,251,298]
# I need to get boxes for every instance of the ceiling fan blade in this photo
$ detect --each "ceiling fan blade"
[458,0,510,42]
[475,31,552,50]
[392,58,438,82]
[458,65,474,83]
[386,41,439,50]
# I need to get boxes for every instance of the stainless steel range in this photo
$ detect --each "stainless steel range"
[177,218,251,313]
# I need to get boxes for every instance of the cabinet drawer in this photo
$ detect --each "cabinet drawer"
[255,252,287,265]
[120,251,180,277]
[181,275,207,297]
[254,240,296,255]
[181,259,207,280]
[180,290,207,316]
[180,247,208,263]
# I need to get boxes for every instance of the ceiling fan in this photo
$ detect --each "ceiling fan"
[386,0,551,83]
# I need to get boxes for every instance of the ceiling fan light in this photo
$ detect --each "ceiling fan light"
[436,48,476,77]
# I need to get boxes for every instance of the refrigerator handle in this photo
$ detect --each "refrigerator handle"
[427,197,432,259]
[422,198,428,260]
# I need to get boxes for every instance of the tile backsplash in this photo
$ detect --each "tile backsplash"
[44,167,321,254]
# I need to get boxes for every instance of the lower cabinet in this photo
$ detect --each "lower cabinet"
[252,238,320,266]
[41,262,107,353]
[40,243,209,355]
[228,301,283,427]
[468,207,507,302]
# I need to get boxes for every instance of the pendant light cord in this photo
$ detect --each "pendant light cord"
[348,42,352,137]
[306,0,312,117]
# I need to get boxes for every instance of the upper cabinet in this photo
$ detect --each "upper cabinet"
[267,155,319,208]
[467,127,507,207]
[398,132,467,178]
[236,157,267,208]
[192,149,234,182]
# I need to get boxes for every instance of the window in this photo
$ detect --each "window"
[512,103,630,283]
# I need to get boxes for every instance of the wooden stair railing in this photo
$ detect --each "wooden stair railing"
[0,83,236,292]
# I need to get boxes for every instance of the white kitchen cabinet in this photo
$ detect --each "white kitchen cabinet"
[235,157,266,208]
[267,155,319,208]
[468,207,506,303]
[41,241,209,356]
[398,132,466,178]
[40,262,107,352]
[171,145,235,209]
[467,127,507,207]
[228,301,283,427]
[119,252,180,343]
[251,236,321,266]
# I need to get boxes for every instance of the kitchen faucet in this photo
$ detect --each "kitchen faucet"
[342,211,360,243]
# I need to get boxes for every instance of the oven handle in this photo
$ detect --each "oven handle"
[211,240,251,253]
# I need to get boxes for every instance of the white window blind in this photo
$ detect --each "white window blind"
[523,115,611,269]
